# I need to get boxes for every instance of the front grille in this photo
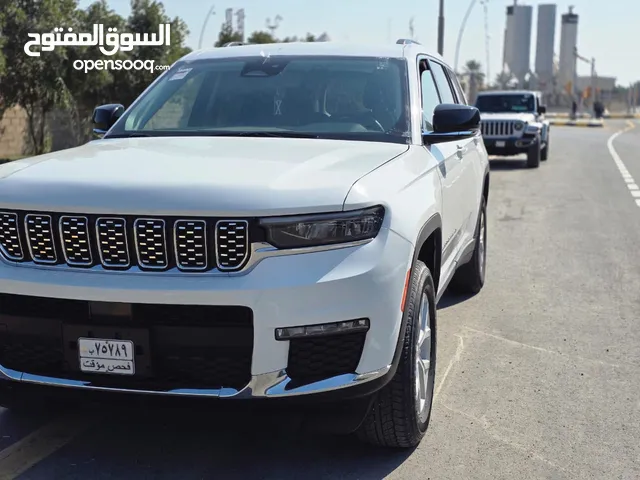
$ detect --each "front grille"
[0,212,24,260]
[0,293,254,392]
[25,214,57,263]
[0,210,259,273]
[134,219,168,269]
[481,120,515,137]
[286,331,367,387]
[59,216,92,265]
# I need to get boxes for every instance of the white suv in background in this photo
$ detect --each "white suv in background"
[0,39,489,448]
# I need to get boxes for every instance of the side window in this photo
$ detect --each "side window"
[447,68,468,105]
[419,60,440,132]
[430,62,456,105]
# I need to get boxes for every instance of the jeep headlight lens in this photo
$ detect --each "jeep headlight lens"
[514,121,524,131]
[260,206,385,248]
[525,124,541,134]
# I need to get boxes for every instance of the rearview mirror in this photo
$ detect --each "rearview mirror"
[423,103,480,144]
[538,104,547,115]
[92,104,125,139]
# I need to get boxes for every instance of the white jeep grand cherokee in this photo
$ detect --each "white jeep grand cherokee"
[0,40,489,448]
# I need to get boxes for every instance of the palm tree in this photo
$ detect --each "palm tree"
[493,70,516,90]
[461,60,485,104]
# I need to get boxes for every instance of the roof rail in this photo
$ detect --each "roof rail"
[396,38,422,45]
[222,41,247,47]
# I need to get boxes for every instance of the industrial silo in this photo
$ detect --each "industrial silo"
[535,4,557,91]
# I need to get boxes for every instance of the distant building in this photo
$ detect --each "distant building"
[535,4,556,91]
[558,6,579,94]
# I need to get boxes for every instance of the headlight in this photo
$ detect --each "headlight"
[259,206,385,249]
[525,124,541,134]
[513,121,524,131]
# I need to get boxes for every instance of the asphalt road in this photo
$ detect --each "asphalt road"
[1,120,639,479]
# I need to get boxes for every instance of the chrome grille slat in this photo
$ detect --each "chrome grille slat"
[0,212,24,260]
[96,217,130,268]
[59,216,92,265]
[24,214,57,264]
[134,219,168,269]
[215,220,249,271]
[481,120,515,137]
[174,220,207,271]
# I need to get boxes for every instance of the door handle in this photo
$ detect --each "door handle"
[456,145,467,158]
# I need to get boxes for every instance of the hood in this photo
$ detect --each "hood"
[480,112,537,122]
[0,137,407,216]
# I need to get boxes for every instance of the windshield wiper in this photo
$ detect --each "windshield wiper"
[204,131,321,139]
[105,133,151,138]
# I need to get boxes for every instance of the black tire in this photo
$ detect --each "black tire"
[356,260,437,448]
[541,136,549,161]
[449,196,487,294]
[527,138,541,168]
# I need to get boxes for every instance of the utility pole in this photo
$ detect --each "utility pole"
[437,0,444,55]
[590,57,596,108]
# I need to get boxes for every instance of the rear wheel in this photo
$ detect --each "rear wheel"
[356,260,437,448]
[449,196,487,294]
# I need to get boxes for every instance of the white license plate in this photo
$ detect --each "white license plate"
[495,141,506,147]
[78,338,135,375]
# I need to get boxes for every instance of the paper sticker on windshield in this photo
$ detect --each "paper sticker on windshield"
[168,68,192,81]
[377,58,389,70]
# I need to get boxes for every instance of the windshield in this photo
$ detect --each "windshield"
[475,93,536,113]
[106,55,410,144]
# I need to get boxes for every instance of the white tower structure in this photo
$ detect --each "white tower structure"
[558,6,578,94]
[535,4,556,91]
[509,4,533,86]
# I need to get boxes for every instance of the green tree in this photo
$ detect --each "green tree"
[247,31,276,44]
[0,0,78,155]
[214,23,242,47]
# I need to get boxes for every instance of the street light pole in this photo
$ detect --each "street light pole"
[198,4,216,49]
[437,0,444,55]
[453,0,478,73]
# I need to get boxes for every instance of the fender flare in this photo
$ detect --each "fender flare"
[385,213,442,380]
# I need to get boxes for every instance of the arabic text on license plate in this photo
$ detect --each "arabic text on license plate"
[78,338,135,375]
[496,141,506,147]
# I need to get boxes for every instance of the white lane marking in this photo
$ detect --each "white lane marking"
[607,121,638,208]
[0,412,98,479]
[434,333,464,400]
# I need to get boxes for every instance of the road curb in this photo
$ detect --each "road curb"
[549,119,604,127]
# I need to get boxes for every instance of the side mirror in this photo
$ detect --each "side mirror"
[538,104,547,115]
[423,103,480,144]
[92,104,125,139]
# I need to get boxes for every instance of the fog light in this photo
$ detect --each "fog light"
[275,319,370,340]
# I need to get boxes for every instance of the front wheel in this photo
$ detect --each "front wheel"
[527,138,541,168]
[541,136,549,161]
[356,260,437,448]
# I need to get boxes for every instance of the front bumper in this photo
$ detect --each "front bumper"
[483,133,538,155]
[0,227,412,400]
